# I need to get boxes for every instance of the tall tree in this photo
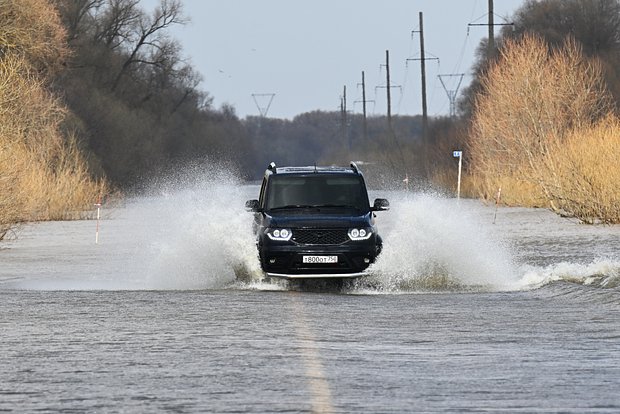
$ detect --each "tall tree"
[460,0,620,115]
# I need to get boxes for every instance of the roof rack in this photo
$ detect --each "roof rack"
[267,162,277,173]
[350,161,359,174]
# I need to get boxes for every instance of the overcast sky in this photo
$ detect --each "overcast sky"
[142,0,526,119]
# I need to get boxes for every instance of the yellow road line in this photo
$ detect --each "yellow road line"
[289,292,335,413]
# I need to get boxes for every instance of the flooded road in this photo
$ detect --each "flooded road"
[1,180,619,412]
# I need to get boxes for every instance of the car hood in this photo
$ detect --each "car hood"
[265,212,373,228]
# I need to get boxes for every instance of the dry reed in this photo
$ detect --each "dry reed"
[468,34,620,222]
[0,0,109,239]
[542,115,620,223]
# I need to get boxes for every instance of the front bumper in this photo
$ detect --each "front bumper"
[258,241,380,278]
[266,271,368,279]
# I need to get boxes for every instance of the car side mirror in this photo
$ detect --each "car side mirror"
[371,198,390,211]
[245,199,261,212]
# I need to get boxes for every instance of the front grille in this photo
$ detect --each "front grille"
[292,229,348,245]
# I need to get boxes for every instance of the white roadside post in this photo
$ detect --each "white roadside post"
[94,198,102,244]
[453,150,463,200]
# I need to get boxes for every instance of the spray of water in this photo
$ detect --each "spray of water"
[519,261,620,290]
[124,182,620,293]
[353,193,521,293]
[5,163,619,293]
[135,182,620,293]
[131,166,262,290]
[120,173,525,292]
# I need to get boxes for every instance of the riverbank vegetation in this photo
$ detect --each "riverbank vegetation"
[2,0,620,230]
[53,0,249,186]
[0,0,106,239]
[468,35,620,223]
[463,0,620,223]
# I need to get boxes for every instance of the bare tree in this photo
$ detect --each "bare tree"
[111,0,185,91]
[53,0,104,41]
[94,0,140,50]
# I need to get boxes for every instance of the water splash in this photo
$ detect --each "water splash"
[134,169,262,290]
[127,188,525,292]
[3,164,263,291]
[352,193,522,293]
[519,260,620,290]
[4,166,619,294]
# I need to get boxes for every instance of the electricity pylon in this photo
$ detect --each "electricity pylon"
[438,74,465,117]
[252,93,275,117]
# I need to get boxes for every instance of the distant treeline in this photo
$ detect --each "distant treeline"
[242,112,463,189]
[51,0,456,187]
[50,0,620,191]
[52,0,250,186]
[2,0,620,225]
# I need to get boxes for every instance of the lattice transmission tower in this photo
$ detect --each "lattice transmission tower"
[438,74,465,118]
[251,93,275,117]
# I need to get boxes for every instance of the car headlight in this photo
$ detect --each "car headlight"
[266,228,292,241]
[348,227,373,241]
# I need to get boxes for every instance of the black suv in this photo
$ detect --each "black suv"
[245,162,389,279]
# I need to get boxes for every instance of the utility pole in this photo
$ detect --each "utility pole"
[376,50,401,131]
[341,85,348,148]
[419,12,428,152]
[386,50,392,127]
[409,12,438,174]
[467,0,513,60]
[355,71,372,141]
[488,0,494,57]
[362,71,367,140]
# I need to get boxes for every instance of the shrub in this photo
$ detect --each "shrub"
[542,115,620,223]
[0,0,69,74]
[0,0,108,235]
[468,34,620,222]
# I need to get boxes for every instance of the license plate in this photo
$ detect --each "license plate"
[303,255,338,264]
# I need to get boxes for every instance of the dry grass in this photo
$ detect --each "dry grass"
[468,34,620,222]
[0,0,109,239]
[20,136,108,221]
[0,140,26,238]
[542,115,620,223]
[0,0,69,74]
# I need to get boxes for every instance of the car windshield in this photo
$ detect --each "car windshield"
[265,174,370,212]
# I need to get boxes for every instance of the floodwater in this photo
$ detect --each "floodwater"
[1,175,619,413]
